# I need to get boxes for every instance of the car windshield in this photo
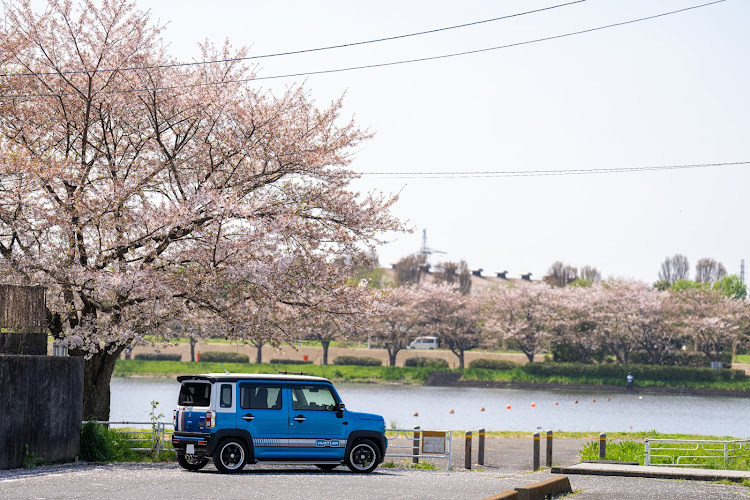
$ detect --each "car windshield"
[178,382,211,406]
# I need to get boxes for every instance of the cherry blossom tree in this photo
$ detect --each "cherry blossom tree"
[0,0,401,418]
[668,287,748,362]
[365,287,420,366]
[597,281,677,365]
[411,283,481,369]
[548,284,606,364]
[484,282,557,362]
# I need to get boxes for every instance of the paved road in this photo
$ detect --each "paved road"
[1,461,748,500]
[2,438,748,499]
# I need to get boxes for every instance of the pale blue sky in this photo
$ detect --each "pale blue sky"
[144,1,750,282]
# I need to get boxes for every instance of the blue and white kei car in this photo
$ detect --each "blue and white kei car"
[171,373,387,473]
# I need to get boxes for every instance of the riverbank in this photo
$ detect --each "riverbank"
[113,360,750,397]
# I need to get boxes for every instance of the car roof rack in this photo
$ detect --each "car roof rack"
[278,371,308,376]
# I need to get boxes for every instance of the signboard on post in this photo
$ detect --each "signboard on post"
[422,430,446,454]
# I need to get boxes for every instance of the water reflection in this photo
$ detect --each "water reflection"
[111,378,749,436]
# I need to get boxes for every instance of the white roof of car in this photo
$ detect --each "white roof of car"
[177,373,331,383]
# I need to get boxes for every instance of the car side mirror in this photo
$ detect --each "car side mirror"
[336,402,345,418]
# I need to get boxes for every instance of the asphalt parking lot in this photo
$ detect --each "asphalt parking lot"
[3,437,750,500]
[1,461,749,500]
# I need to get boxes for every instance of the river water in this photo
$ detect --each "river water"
[111,378,749,436]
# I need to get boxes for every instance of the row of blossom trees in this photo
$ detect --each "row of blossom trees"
[367,280,750,368]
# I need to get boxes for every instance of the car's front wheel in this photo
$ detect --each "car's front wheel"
[177,453,209,471]
[213,439,248,473]
[346,439,381,473]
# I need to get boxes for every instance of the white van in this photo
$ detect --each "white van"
[408,336,439,350]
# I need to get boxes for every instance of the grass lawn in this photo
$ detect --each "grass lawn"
[114,360,750,391]
[113,359,439,384]
[461,367,750,391]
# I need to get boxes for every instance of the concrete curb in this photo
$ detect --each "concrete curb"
[483,475,572,500]
[551,463,750,483]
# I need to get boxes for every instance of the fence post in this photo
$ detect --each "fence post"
[448,431,453,471]
[599,433,607,460]
[546,430,553,467]
[412,426,421,464]
[465,431,472,469]
[644,439,650,466]
[533,432,540,471]
[478,428,485,466]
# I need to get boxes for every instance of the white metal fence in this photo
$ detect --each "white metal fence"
[645,439,750,467]
[384,428,453,470]
[84,421,174,457]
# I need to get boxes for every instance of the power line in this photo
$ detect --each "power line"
[0,0,726,100]
[251,0,725,82]
[0,1,586,78]
[358,161,750,179]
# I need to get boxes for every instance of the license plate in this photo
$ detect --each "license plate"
[186,444,195,454]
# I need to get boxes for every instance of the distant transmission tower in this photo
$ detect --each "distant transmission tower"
[419,229,445,263]
[741,259,745,284]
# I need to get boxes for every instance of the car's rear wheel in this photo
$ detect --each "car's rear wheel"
[346,439,381,473]
[213,439,248,473]
[316,464,339,471]
[177,453,209,471]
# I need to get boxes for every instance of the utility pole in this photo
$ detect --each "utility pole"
[741,259,745,284]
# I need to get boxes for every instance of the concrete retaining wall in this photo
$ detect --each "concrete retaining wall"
[0,355,84,469]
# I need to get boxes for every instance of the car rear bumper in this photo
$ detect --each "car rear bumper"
[172,432,212,457]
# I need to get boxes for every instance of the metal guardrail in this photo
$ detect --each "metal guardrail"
[83,421,174,457]
[645,439,750,467]
[384,428,453,470]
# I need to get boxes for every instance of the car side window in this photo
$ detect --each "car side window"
[240,384,282,410]
[292,385,337,411]
[220,384,232,408]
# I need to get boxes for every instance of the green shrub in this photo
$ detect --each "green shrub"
[269,359,313,364]
[629,350,732,368]
[333,356,382,366]
[523,362,746,383]
[199,351,249,363]
[404,357,449,368]
[550,341,607,364]
[134,353,182,362]
[80,421,115,462]
[468,358,518,370]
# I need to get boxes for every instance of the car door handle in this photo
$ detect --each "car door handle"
[293,415,306,423]
[242,414,255,421]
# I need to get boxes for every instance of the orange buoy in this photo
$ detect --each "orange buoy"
[554,401,559,405]
[413,412,419,417]
[607,398,611,401]
[506,404,511,410]
[449,409,454,414]
[592,398,596,402]
[480,407,485,412]
[530,402,536,408]
[574,400,579,404]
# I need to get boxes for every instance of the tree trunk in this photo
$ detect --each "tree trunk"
[321,340,330,365]
[75,346,125,420]
[256,342,263,364]
[457,350,465,370]
[189,337,196,362]
[387,348,397,367]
